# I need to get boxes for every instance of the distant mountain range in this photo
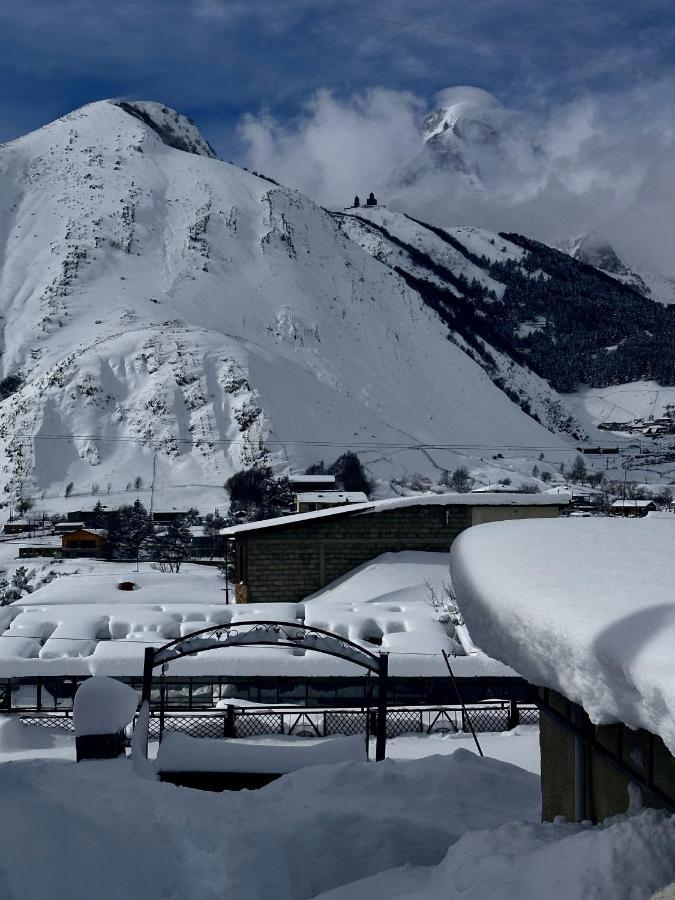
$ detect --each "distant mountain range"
[0,99,672,506]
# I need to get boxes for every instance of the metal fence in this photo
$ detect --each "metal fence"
[16,703,539,741]
[150,703,538,740]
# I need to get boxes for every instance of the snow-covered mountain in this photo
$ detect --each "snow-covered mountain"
[0,99,571,507]
[563,233,675,306]
[396,87,542,197]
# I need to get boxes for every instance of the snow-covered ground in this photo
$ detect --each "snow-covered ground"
[0,718,672,899]
[569,381,675,428]
[450,515,675,753]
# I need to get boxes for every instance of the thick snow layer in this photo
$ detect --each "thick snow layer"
[222,491,568,535]
[450,517,675,751]
[0,750,541,900]
[0,747,673,899]
[157,733,365,773]
[320,809,675,900]
[72,675,137,736]
[0,551,513,677]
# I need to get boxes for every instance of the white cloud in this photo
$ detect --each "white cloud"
[239,80,675,273]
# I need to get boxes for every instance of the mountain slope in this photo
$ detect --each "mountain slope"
[0,100,565,505]
[336,207,675,395]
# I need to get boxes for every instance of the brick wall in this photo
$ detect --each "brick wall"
[240,504,470,602]
[238,502,560,602]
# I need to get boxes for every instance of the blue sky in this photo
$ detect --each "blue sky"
[1,0,674,158]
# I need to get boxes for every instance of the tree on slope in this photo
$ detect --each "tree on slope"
[225,466,292,523]
[327,452,373,496]
[570,455,588,484]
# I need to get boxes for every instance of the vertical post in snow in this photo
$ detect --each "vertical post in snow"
[375,653,389,762]
[141,646,155,706]
[140,646,155,758]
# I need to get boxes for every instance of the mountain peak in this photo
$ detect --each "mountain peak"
[112,100,217,158]
[422,86,501,142]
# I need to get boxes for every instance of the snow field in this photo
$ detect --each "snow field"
[0,735,671,899]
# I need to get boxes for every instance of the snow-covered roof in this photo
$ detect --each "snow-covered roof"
[54,521,84,529]
[449,516,675,752]
[611,499,655,508]
[64,528,108,538]
[290,475,336,485]
[221,492,569,536]
[0,552,512,678]
[296,491,368,504]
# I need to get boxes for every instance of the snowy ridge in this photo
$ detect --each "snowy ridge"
[336,207,586,439]
[0,99,568,504]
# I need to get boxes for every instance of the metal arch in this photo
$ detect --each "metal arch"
[139,619,390,762]
[151,620,382,672]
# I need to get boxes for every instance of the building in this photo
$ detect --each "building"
[610,499,657,517]
[3,519,29,535]
[60,528,109,558]
[294,491,368,513]
[54,520,85,534]
[450,515,675,822]
[222,493,569,603]
[289,474,337,493]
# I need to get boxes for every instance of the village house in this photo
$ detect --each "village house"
[610,499,657,517]
[60,528,109,558]
[294,491,368,513]
[450,515,675,822]
[3,519,29,535]
[222,493,569,603]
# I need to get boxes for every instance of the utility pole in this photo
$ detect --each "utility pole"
[150,450,157,522]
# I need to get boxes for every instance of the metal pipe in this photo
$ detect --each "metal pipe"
[442,650,483,756]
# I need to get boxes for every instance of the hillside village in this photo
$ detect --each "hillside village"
[1,41,675,900]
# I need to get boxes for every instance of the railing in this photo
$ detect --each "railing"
[15,703,539,741]
[150,702,538,740]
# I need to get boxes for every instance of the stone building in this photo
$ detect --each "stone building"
[222,493,568,603]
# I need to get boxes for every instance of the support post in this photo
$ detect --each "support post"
[224,703,236,738]
[508,698,520,730]
[573,706,587,821]
[375,653,389,762]
[141,646,155,706]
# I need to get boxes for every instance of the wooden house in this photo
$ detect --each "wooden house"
[60,528,109,558]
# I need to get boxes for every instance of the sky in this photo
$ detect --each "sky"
[2,0,675,267]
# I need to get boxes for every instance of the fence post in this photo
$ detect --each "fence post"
[508,699,520,730]
[224,703,236,738]
[375,653,389,762]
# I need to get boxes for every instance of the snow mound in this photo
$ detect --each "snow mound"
[73,675,138,736]
[157,733,365,773]
[450,516,675,752]
[0,750,539,900]
[320,808,675,900]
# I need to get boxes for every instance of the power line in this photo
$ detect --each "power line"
[0,431,625,453]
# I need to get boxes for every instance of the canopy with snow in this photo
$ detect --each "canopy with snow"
[450,515,675,753]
